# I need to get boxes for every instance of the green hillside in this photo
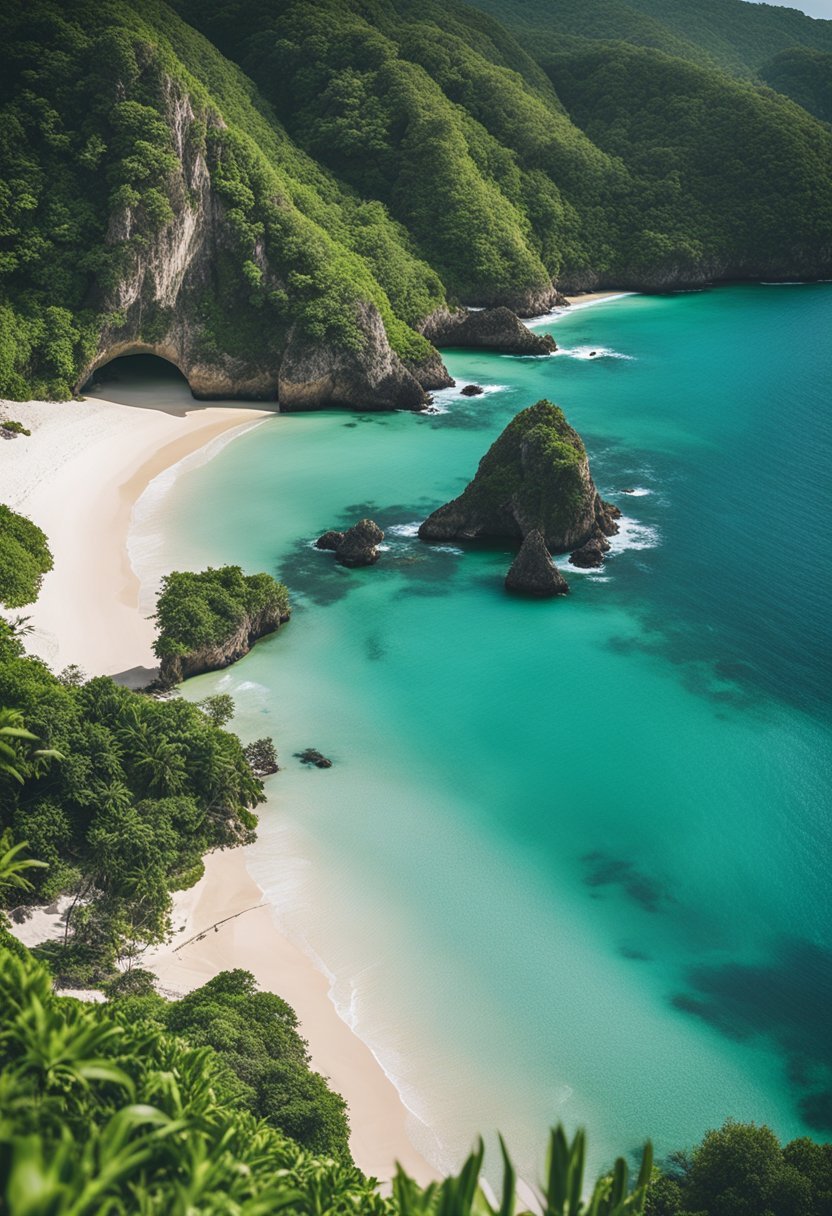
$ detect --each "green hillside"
[2,0,832,402]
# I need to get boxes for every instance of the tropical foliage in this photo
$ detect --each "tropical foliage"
[0,625,264,984]
[153,566,289,660]
[3,0,832,398]
[0,505,53,609]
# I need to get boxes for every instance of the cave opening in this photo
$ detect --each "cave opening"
[82,353,194,412]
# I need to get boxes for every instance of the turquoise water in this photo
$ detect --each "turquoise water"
[133,285,832,1181]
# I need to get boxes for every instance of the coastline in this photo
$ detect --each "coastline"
[0,389,438,1185]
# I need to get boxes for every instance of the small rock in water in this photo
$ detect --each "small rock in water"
[621,488,636,495]
[296,748,333,769]
[505,529,569,597]
[569,533,611,568]
[316,519,384,567]
[460,384,484,396]
[316,529,344,550]
[589,351,597,357]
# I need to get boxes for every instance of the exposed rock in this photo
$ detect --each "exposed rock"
[419,399,619,554]
[420,307,556,356]
[505,530,569,597]
[159,603,290,685]
[73,76,444,411]
[335,518,384,567]
[405,350,454,391]
[316,530,344,551]
[460,384,484,396]
[296,748,333,769]
[569,534,610,568]
[317,519,384,566]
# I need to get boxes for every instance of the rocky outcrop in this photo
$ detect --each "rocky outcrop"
[460,384,484,396]
[570,535,611,568]
[73,76,446,411]
[505,530,569,597]
[420,307,556,356]
[316,519,384,567]
[278,303,428,411]
[159,603,289,685]
[419,400,619,555]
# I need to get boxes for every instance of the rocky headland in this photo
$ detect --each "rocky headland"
[418,400,620,557]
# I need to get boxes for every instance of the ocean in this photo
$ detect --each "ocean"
[129,284,832,1183]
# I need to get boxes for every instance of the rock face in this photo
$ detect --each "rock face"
[420,307,556,356]
[570,535,611,568]
[505,530,569,597]
[159,603,289,685]
[316,519,384,567]
[73,76,446,411]
[419,400,620,555]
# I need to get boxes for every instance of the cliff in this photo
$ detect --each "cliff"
[419,400,619,554]
[158,602,290,685]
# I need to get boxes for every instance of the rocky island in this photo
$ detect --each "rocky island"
[153,566,290,684]
[316,519,385,567]
[419,401,620,563]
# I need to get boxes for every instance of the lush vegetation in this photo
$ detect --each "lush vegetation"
[0,623,264,984]
[109,967,351,1160]
[153,565,289,661]
[3,0,832,398]
[0,505,53,608]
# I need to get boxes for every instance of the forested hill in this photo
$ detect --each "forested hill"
[2,0,832,403]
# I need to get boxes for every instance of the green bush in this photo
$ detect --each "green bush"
[153,566,290,659]
[0,504,53,608]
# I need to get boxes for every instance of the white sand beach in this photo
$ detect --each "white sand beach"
[1,388,437,1185]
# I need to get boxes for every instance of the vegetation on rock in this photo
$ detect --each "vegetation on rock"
[153,565,289,682]
[420,400,617,554]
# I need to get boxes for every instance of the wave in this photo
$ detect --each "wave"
[426,383,509,413]
[386,521,422,538]
[618,487,651,497]
[608,515,661,553]
[554,345,634,361]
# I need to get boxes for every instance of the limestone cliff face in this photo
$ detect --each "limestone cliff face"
[419,400,619,554]
[278,303,426,410]
[159,602,289,685]
[75,76,441,410]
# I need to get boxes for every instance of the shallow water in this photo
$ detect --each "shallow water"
[130,285,832,1183]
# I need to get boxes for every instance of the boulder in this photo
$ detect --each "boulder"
[316,530,344,551]
[569,534,611,568]
[505,530,569,597]
[419,400,619,554]
[336,518,384,566]
[296,748,333,769]
[460,384,484,396]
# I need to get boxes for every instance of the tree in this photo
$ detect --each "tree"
[198,693,235,728]
[244,737,279,775]
[0,506,53,608]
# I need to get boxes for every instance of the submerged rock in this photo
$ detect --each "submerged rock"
[419,399,619,555]
[505,529,569,597]
[317,519,384,567]
[421,307,556,356]
[460,384,484,396]
[296,748,333,769]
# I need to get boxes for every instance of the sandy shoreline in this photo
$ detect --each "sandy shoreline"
[1,388,438,1184]
[562,290,626,306]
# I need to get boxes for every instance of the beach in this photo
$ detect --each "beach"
[0,387,438,1185]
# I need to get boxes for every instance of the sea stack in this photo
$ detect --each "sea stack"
[419,400,619,555]
[505,530,569,597]
[316,519,384,567]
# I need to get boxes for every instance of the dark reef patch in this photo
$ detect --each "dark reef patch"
[673,938,832,1131]
[581,850,673,913]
